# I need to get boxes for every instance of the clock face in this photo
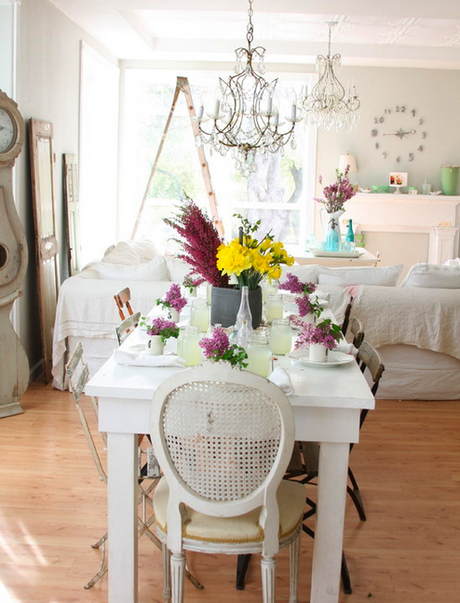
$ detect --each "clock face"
[0,108,15,154]
[370,105,427,163]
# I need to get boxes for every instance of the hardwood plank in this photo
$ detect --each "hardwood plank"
[1,384,460,602]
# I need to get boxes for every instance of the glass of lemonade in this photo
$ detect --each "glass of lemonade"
[269,318,292,355]
[247,333,271,378]
[266,293,283,324]
[190,299,209,333]
[177,325,201,366]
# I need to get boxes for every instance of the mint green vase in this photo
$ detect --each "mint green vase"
[440,165,459,195]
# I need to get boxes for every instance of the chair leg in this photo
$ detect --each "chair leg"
[289,531,301,603]
[84,535,108,589]
[162,544,171,603]
[171,552,186,603]
[236,554,252,590]
[347,466,367,521]
[341,551,352,595]
[261,556,276,603]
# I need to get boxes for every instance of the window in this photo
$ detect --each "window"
[120,69,316,256]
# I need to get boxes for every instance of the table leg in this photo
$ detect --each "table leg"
[107,432,138,603]
[310,442,349,603]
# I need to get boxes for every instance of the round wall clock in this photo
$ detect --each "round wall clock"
[370,105,427,163]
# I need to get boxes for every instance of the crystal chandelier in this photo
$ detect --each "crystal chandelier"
[195,0,301,174]
[303,22,360,132]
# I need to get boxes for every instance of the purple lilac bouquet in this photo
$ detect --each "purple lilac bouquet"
[141,317,179,343]
[279,273,323,318]
[314,165,356,213]
[295,319,342,351]
[156,283,187,313]
[199,327,248,369]
[164,199,230,288]
[183,273,206,294]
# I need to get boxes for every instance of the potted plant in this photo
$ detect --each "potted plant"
[140,317,179,355]
[155,283,187,322]
[315,165,356,239]
[165,201,294,328]
[295,318,342,362]
[199,326,248,369]
[279,272,323,324]
[183,273,205,297]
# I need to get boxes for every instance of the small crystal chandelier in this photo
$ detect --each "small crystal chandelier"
[303,21,360,132]
[195,0,301,174]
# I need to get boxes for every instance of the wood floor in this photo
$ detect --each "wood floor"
[1,382,459,603]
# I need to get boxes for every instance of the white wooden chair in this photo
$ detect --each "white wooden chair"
[116,310,141,345]
[66,343,162,589]
[149,364,306,603]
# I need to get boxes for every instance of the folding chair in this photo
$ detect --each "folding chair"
[65,343,161,589]
[116,311,141,345]
[348,315,365,349]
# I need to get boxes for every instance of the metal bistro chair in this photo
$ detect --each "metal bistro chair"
[149,364,306,603]
[114,286,134,321]
[285,339,385,595]
[65,342,163,589]
[116,311,141,345]
[340,296,354,337]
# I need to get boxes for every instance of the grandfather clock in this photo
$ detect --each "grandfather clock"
[0,90,29,418]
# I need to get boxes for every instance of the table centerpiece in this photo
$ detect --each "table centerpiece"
[165,200,294,328]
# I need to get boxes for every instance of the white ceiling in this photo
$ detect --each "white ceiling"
[48,0,460,68]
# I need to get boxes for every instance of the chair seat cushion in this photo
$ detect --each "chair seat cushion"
[153,477,305,544]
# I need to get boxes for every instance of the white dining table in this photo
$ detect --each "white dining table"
[86,320,375,603]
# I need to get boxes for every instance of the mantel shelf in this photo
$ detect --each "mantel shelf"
[353,193,460,205]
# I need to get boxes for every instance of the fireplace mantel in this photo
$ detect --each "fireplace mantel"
[343,193,460,264]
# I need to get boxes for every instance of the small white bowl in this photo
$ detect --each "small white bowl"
[430,191,442,195]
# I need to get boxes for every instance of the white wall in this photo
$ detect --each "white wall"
[15,0,117,372]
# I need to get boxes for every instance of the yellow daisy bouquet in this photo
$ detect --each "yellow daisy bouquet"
[216,214,294,290]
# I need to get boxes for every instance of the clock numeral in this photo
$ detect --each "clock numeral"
[371,129,378,137]
[418,145,424,152]
[396,105,406,113]
[419,118,424,125]
[384,108,392,114]
[422,131,427,138]
[374,117,385,124]
[396,156,401,163]
[411,109,416,117]
[382,152,387,158]
[375,142,379,149]
[409,153,414,161]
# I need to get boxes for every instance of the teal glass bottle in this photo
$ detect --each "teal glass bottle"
[346,219,354,243]
[325,219,339,251]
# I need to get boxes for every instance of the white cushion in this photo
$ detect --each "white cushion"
[317,265,403,287]
[165,256,192,283]
[280,263,319,284]
[103,240,157,265]
[153,477,305,543]
[93,255,169,281]
[400,263,460,288]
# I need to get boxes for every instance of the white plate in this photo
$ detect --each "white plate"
[309,248,364,258]
[123,342,177,357]
[288,350,354,367]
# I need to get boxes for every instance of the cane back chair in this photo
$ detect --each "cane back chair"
[149,364,306,603]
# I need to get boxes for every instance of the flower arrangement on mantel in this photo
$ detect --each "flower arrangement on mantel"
[216,214,295,290]
[140,317,179,343]
[279,273,323,318]
[165,201,294,290]
[295,319,342,350]
[199,326,248,369]
[155,283,187,314]
[314,165,356,213]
